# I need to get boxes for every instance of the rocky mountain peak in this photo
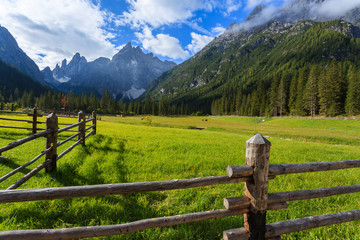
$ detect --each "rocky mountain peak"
[245,4,266,22]
[0,25,45,84]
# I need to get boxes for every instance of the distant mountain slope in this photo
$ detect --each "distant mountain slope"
[0,59,48,101]
[145,0,360,115]
[0,25,46,85]
[45,43,176,100]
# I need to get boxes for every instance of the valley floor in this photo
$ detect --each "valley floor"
[0,113,359,239]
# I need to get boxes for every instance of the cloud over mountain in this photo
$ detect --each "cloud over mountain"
[227,0,360,32]
[0,0,118,69]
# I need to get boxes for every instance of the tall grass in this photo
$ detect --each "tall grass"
[0,113,359,239]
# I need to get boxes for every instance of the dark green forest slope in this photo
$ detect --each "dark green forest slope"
[146,20,360,116]
[0,59,48,103]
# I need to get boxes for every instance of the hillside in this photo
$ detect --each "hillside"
[0,59,49,103]
[146,19,360,116]
[0,25,46,85]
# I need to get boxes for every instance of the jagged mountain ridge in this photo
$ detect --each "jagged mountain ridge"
[145,0,360,113]
[225,0,360,34]
[0,25,45,85]
[46,43,176,100]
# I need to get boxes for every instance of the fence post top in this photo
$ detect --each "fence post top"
[246,134,271,145]
[33,107,37,110]
[46,112,57,120]
[78,111,84,115]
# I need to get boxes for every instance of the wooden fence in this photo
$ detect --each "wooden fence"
[0,134,359,239]
[0,111,97,190]
[0,107,44,134]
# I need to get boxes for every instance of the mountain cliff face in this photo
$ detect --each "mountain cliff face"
[145,0,360,113]
[0,25,45,84]
[46,43,176,100]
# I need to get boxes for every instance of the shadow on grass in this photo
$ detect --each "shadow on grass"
[1,134,239,239]
[0,131,30,141]
[0,157,31,175]
[51,134,128,186]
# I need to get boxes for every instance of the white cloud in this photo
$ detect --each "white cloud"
[119,0,245,29]
[212,25,226,35]
[225,0,242,15]
[245,0,285,10]
[0,0,118,69]
[119,0,215,28]
[187,32,214,54]
[135,26,189,59]
[312,0,360,18]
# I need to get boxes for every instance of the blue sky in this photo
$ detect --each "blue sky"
[0,0,287,69]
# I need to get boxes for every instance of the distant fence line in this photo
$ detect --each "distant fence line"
[0,110,96,190]
[0,133,359,239]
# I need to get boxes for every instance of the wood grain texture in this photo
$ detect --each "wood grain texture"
[265,209,360,238]
[0,176,250,203]
[244,134,271,240]
[0,209,248,240]
[45,113,58,173]
[268,160,360,175]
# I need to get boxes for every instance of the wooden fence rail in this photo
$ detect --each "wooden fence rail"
[0,107,43,134]
[0,133,359,239]
[0,110,97,189]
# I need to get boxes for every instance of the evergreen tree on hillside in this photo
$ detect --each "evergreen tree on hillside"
[303,65,320,117]
[295,68,307,116]
[278,73,290,117]
[318,59,342,116]
[288,75,298,115]
[345,66,360,115]
[269,74,280,116]
[100,90,110,112]
[144,93,152,114]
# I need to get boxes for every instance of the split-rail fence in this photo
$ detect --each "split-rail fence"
[0,110,97,189]
[0,130,359,239]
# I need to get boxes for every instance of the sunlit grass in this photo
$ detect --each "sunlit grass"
[0,113,359,239]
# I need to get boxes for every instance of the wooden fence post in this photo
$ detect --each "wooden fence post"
[11,103,14,111]
[0,102,3,110]
[78,111,85,145]
[45,113,58,173]
[243,134,271,240]
[92,111,96,135]
[32,107,37,134]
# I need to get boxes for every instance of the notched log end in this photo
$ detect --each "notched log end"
[223,227,249,240]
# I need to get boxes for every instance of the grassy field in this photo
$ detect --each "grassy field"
[0,113,359,239]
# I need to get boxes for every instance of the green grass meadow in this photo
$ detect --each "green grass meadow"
[0,113,360,239]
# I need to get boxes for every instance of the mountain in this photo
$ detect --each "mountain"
[145,0,360,115]
[0,59,48,101]
[0,25,45,85]
[52,53,87,83]
[46,43,176,100]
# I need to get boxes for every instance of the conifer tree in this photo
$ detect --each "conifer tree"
[303,65,320,117]
[318,59,342,116]
[144,93,152,114]
[345,66,360,115]
[295,68,307,116]
[269,74,280,116]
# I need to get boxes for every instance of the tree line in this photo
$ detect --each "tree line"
[211,59,360,117]
[0,88,192,116]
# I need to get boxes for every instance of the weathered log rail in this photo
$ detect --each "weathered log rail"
[0,110,97,189]
[0,107,43,134]
[0,133,359,239]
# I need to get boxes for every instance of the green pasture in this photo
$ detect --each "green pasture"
[0,113,359,239]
